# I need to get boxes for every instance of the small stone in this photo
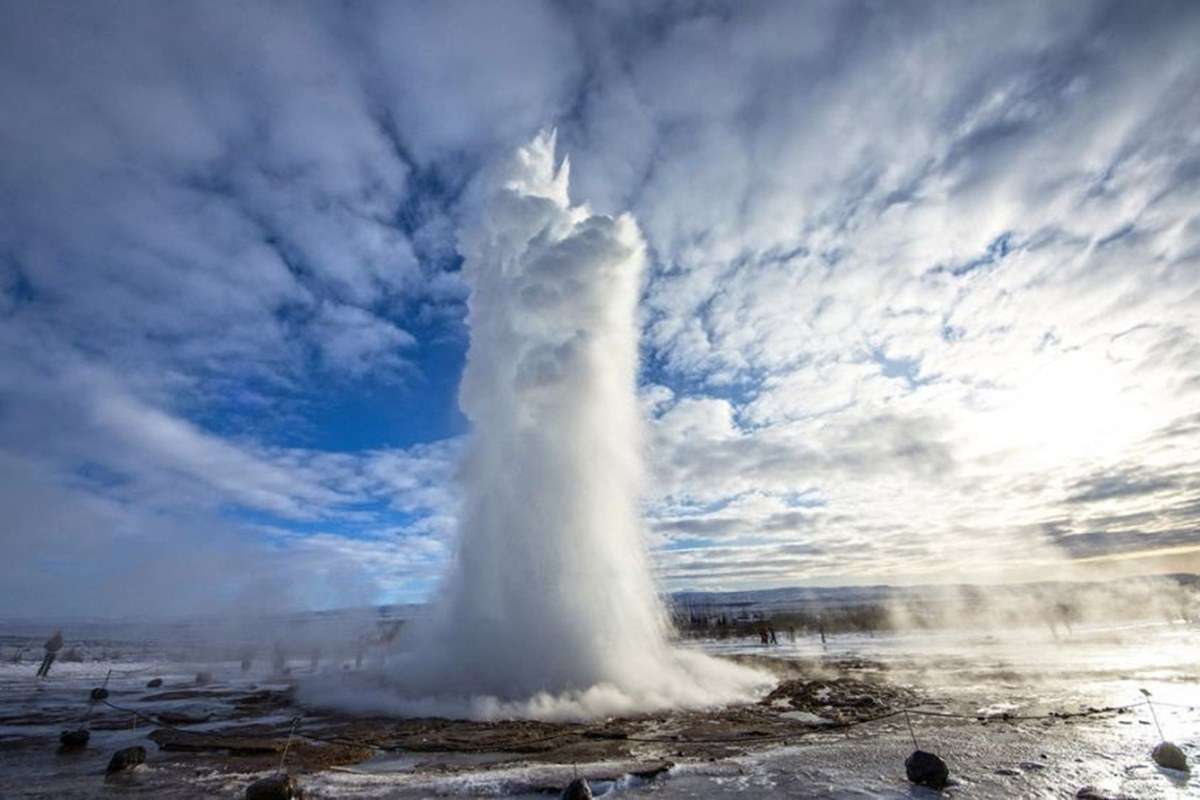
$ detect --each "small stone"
[906,749,949,789]
[1152,741,1189,772]
[245,772,304,800]
[146,678,163,688]
[106,745,146,774]
[59,729,90,750]
[561,777,593,799]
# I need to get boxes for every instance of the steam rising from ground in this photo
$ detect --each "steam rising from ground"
[309,132,769,720]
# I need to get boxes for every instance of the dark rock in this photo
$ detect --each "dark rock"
[1152,741,1189,771]
[1076,787,1132,800]
[245,772,304,800]
[150,728,281,755]
[156,710,212,725]
[105,745,146,774]
[630,762,673,781]
[89,687,109,702]
[561,778,593,800]
[59,729,90,750]
[146,678,163,688]
[195,672,214,686]
[905,749,949,789]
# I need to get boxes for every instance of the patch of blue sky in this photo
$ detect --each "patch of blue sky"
[657,536,718,552]
[1,253,36,308]
[779,490,827,509]
[655,493,745,518]
[70,461,133,492]
[188,301,468,453]
[224,502,428,541]
[870,347,933,390]
[297,335,468,451]
[641,347,764,415]
[927,231,1016,278]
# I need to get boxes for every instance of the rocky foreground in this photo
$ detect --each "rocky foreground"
[1,637,1194,798]
[0,655,929,791]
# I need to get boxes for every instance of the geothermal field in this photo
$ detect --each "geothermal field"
[5,4,1200,797]
[1,609,1197,798]
[1,135,1196,799]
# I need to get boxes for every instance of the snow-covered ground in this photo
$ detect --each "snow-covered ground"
[1,621,1195,798]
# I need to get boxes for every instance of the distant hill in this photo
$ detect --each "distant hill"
[668,573,1198,616]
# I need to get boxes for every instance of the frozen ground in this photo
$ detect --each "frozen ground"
[0,621,1195,798]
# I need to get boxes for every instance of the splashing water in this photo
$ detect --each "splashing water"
[309,132,768,720]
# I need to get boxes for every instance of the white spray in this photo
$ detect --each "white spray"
[309,132,769,720]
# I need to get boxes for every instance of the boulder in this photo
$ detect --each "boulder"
[105,745,146,774]
[245,772,304,800]
[1152,741,1188,771]
[59,729,90,750]
[195,671,214,685]
[905,749,949,789]
[146,678,163,688]
[561,778,593,800]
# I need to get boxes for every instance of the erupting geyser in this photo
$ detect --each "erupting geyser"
[312,132,768,720]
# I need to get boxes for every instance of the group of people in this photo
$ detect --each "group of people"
[759,623,821,646]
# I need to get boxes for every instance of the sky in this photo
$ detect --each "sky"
[1,0,1198,618]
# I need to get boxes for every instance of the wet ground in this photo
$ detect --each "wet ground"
[0,622,1195,798]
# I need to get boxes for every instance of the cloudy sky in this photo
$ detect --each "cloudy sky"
[2,0,1198,617]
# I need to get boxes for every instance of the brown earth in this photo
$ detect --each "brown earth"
[2,655,921,784]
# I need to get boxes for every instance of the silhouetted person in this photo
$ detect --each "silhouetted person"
[768,626,778,645]
[272,642,287,674]
[759,627,769,646]
[818,621,827,646]
[37,630,63,678]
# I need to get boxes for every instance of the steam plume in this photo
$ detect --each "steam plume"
[310,131,768,719]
